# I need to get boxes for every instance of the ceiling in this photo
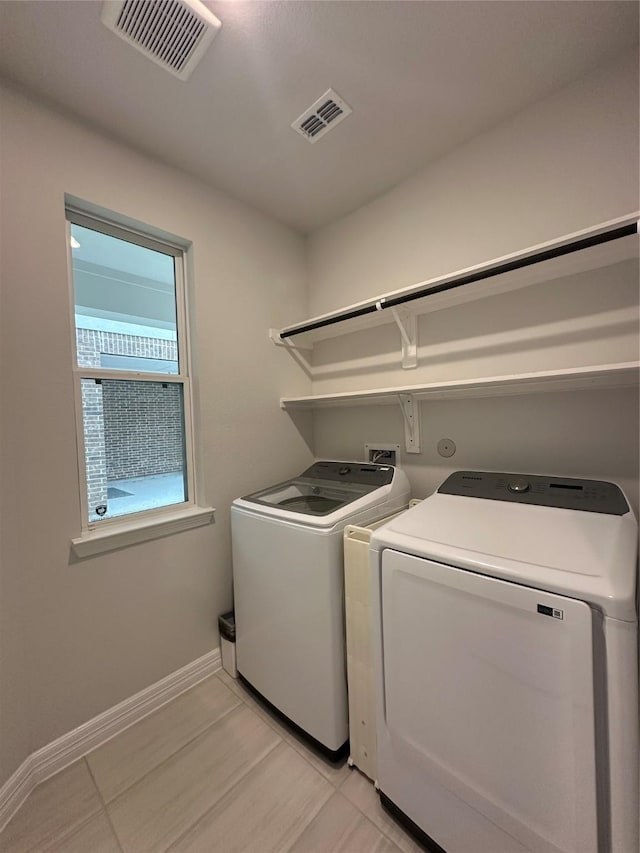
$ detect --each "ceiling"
[0,1,638,233]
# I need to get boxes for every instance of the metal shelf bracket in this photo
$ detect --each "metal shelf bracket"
[389,308,417,368]
[398,393,421,454]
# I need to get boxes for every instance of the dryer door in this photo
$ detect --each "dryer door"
[379,549,598,853]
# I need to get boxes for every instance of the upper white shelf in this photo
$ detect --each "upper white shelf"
[274,214,639,348]
[280,362,640,409]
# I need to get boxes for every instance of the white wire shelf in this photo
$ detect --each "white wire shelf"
[274,214,639,350]
[280,362,640,409]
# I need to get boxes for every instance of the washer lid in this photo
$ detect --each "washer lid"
[243,479,374,517]
[372,487,638,621]
[233,461,406,528]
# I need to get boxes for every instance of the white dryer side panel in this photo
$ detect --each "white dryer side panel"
[232,508,348,750]
[377,549,598,853]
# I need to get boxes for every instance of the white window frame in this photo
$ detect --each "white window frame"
[66,205,213,556]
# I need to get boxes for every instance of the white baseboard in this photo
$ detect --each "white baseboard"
[0,647,221,832]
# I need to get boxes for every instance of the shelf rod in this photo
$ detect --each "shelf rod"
[384,222,637,311]
[278,221,637,340]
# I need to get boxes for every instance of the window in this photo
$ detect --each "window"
[67,208,197,533]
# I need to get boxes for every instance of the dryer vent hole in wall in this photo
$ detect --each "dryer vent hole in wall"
[437,438,457,458]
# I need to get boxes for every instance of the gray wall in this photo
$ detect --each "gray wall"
[0,83,313,786]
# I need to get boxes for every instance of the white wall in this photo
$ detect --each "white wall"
[1,46,638,791]
[305,50,639,511]
[310,259,639,394]
[307,50,639,315]
[0,84,312,785]
[314,387,639,515]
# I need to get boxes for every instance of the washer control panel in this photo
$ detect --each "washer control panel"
[507,478,530,493]
[438,471,629,515]
[302,460,395,486]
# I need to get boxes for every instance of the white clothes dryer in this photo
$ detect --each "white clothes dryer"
[232,460,410,758]
[370,470,638,853]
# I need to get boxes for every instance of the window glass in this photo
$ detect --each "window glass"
[80,378,187,522]
[69,210,193,529]
[71,223,179,373]
[99,353,178,374]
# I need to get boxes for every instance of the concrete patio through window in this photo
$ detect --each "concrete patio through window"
[106,471,186,518]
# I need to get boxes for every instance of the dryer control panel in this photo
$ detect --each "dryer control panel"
[438,471,629,515]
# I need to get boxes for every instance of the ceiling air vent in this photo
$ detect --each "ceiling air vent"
[101,0,222,81]
[291,89,352,143]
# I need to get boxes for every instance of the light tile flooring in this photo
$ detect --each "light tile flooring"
[0,670,425,853]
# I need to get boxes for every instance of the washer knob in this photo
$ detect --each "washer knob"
[339,465,351,475]
[508,478,530,493]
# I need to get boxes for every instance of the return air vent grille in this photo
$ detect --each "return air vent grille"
[101,0,222,80]
[291,89,352,143]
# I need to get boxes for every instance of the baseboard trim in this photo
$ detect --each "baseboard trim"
[0,647,221,832]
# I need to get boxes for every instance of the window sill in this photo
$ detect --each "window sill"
[71,505,215,558]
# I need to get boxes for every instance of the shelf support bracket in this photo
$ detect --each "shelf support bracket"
[389,308,417,369]
[269,328,312,377]
[269,329,311,351]
[398,394,421,454]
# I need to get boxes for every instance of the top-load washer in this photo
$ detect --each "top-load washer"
[232,460,410,758]
[370,470,638,853]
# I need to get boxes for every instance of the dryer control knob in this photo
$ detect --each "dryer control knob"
[508,478,530,493]
[339,465,351,475]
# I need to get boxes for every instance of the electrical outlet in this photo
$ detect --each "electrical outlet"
[364,443,400,465]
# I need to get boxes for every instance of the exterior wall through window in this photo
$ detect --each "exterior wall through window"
[77,326,182,511]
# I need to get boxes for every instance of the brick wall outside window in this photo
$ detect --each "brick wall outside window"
[78,327,181,516]
[81,379,108,515]
[102,381,184,480]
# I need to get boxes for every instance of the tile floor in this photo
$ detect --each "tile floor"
[0,670,425,853]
